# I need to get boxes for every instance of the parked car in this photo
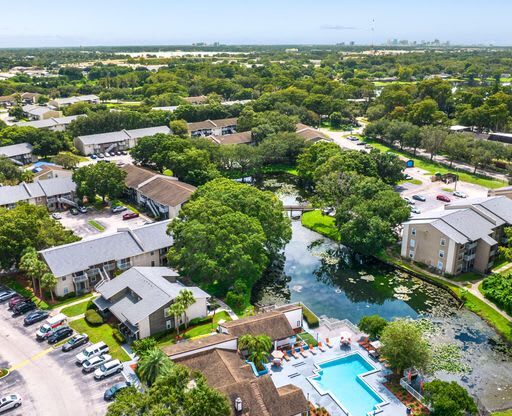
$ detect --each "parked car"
[77,206,88,214]
[98,153,105,158]
[104,381,131,401]
[404,174,413,180]
[364,144,373,150]
[0,290,16,302]
[70,208,79,215]
[76,342,109,365]
[47,326,73,344]
[8,296,29,309]
[51,212,62,220]
[90,154,97,160]
[347,136,358,141]
[35,313,67,341]
[111,205,127,213]
[403,197,415,205]
[120,150,127,155]
[436,194,451,202]
[115,151,121,156]
[411,207,421,214]
[453,191,467,198]
[0,394,22,413]
[62,333,89,352]
[356,141,366,146]
[12,301,36,317]
[94,359,123,380]
[82,354,112,373]
[24,310,49,326]
[412,195,426,202]
[122,212,139,220]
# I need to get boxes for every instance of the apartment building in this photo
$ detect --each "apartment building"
[39,220,173,296]
[187,117,237,137]
[401,196,512,275]
[22,104,61,120]
[48,94,100,109]
[0,142,36,165]
[14,115,84,131]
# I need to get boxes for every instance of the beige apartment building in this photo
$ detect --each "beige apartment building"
[401,196,512,275]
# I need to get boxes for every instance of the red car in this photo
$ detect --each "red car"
[436,194,451,203]
[9,295,29,309]
[122,212,139,220]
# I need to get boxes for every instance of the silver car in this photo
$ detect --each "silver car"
[82,354,112,373]
[94,359,123,380]
[0,394,22,413]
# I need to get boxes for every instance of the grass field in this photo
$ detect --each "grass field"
[69,318,129,361]
[61,297,95,317]
[52,293,94,309]
[301,210,339,241]
[87,220,105,232]
[364,139,507,189]
[493,410,512,416]
[5,280,50,310]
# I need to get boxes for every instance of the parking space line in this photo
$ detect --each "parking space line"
[9,346,53,371]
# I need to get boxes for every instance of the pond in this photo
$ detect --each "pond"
[253,174,512,412]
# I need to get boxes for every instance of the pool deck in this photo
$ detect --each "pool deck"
[268,330,408,416]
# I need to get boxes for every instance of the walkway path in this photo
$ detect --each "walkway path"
[213,298,239,321]
[53,294,96,314]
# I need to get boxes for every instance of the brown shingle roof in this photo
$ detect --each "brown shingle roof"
[208,131,252,145]
[184,95,208,105]
[295,123,330,142]
[120,164,156,188]
[162,333,236,358]
[220,311,295,340]
[175,348,308,416]
[188,117,238,132]
[138,177,195,207]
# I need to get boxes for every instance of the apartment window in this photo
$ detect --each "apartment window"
[439,250,445,258]
[411,228,416,236]
[164,308,171,318]
[409,251,415,259]
[440,238,446,246]
[410,239,416,248]
[437,261,443,270]
[151,261,155,267]
[166,320,172,330]
[150,251,155,256]
[62,276,66,281]
[458,253,463,261]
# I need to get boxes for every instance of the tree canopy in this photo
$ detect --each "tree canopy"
[72,163,127,202]
[423,380,477,416]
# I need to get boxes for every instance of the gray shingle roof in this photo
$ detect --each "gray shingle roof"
[0,177,73,206]
[97,267,209,325]
[14,115,83,129]
[39,220,173,277]
[0,142,33,157]
[22,104,54,116]
[76,126,170,146]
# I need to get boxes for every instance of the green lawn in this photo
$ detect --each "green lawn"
[450,271,482,283]
[61,297,96,317]
[87,220,105,232]
[69,318,130,361]
[260,164,298,176]
[301,210,339,241]
[52,292,94,309]
[157,311,232,347]
[110,199,140,214]
[364,139,507,189]
[493,410,512,416]
[298,331,318,347]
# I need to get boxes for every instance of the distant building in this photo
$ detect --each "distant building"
[14,115,84,131]
[207,131,253,145]
[0,142,36,165]
[39,220,173,296]
[22,104,61,121]
[488,185,512,200]
[401,197,512,275]
[449,125,472,133]
[183,95,208,105]
[32,164,73,182]
[120,164,196,219]
[0,92,40,107]
[0,177,76,211]
[295,123,331,142]
[74,126,170,155]
[93,267,209,340]
[187,118,238,137]
[48,94,100,109]
[488,132,512,145]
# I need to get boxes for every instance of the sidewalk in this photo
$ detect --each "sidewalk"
[213,299,239,321]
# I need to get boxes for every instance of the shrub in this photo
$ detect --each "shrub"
[481,273,512,315]
[86,299,96,310]
[302,304,319,329]
[112,328,125,344]
[358,315,388,339]
[188,316,212,326]
[225,291,246,311]
[84,309,104,326]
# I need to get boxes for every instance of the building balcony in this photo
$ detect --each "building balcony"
[464,253,476,262]
[73,274,89,284]
[467,242,478,250]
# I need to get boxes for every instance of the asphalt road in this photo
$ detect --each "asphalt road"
[0,302,118,416]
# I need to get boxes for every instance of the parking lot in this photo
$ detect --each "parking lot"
[0,293,128,415]
[57,208,149,238]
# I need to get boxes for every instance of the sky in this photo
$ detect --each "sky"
[1,0,512,48]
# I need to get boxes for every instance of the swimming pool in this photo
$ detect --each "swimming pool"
[309,353,386,416]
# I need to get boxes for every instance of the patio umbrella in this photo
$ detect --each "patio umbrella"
[370,340,382,350]
[271,350,284,360]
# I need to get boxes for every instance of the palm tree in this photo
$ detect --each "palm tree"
[209,299,221,331]
[40,273,57,302]
[249,350,269,372]
[238,334,272,370]
[137,348,173,387]
[169,300,185,336]
[175,289,196,329]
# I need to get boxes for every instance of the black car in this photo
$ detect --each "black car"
[12,301,36,317]
[47,326,73,344]
[62,333,89,352]
[104,381,131,401]
[70,208,79,215]
[412,195,426,202]
[24,310,49,326]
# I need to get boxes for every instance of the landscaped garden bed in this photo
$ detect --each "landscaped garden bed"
[384,378,430,416]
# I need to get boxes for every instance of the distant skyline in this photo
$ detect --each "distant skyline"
[2,0,512,48]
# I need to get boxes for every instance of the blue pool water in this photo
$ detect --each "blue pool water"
[310,353,384,416]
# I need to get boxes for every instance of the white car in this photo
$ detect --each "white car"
[453,191,467,198]
[0,394,22,413]
[51,213,62,220]
[94,359,122,380]
[403,197,415,205]
[411,207,421,214]
[82,354,112,373]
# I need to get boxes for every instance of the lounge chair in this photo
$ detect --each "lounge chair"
[309,344,317,355]
[299,346,309,357]
[283,353,291,361]
[317,341,326,352]
[357,336,369,345]
[290,349,299,359]
[325,338,333,348]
